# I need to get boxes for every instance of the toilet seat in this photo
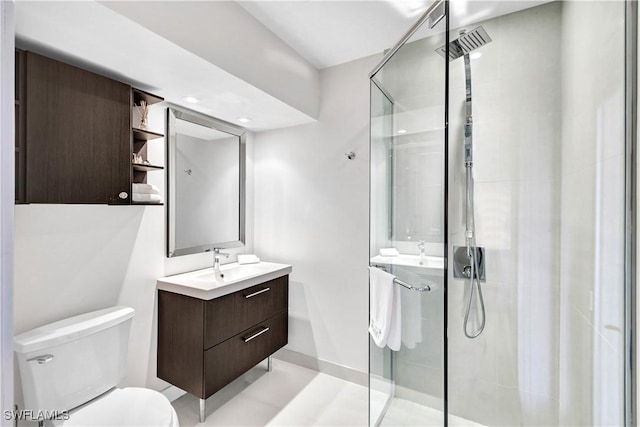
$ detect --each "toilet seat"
[54,387,178,427]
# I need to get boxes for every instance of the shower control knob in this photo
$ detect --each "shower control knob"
[463,266,472,278]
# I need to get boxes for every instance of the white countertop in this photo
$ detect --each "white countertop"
[157,261,292,300]
[370,254,444,274]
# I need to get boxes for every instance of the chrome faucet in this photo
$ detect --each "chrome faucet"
[418,240,426,264]
[213,248,229,271]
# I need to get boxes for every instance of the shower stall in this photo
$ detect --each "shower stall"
[368,1,635,426]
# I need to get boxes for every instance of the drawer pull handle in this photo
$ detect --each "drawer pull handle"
[245,287,270,299]
[243,327,270,343]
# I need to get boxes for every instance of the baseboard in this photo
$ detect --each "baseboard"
[273,348,368,387]
[161,385,187,402]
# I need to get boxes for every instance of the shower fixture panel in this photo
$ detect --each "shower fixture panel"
[439,25,493,339]
[453,246,486,281]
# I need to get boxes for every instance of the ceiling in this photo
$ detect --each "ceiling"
[238,0,551,70]
[14,0,548,132]
[237,0,433,70]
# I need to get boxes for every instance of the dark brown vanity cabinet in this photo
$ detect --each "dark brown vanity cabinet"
[157,275,289,400]
[14,50,164,204]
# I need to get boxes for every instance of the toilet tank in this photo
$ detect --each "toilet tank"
[14,306,135,413]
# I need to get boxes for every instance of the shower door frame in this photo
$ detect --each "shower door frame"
[624,1,637,425]
[369,0,638,425]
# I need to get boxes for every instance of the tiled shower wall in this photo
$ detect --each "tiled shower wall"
[447,3,563,425]
[387,2,626,425]
[558,1,625,425]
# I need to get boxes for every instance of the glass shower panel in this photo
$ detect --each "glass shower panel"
[369,79,394,427]
[369,3,448,425]
[445,1,627,426]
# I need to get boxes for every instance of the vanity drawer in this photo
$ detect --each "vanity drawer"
[204,311,288,397]
[204,275,288,349]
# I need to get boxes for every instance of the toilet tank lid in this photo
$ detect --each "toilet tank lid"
[14,306,135,354]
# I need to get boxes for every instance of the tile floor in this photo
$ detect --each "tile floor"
[378,399,482,427]
[172,359,369,426]
[171,359,482,427]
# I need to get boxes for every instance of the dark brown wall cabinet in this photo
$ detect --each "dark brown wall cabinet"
[157,275,289,401]
[15,49,164,204]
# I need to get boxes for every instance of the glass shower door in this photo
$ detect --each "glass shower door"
[369,1,631,426]
[445,2,628,425]
[369,2,448,425]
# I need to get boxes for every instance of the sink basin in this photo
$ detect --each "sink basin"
[192,262,278,283]
[157,261,292,300]
[370,254,444,271]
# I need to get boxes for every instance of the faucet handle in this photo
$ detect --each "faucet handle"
[417,240,425,249]
[213,248,230,257]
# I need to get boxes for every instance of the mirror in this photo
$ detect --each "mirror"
[389,135,444,243]
[166,107,246,257]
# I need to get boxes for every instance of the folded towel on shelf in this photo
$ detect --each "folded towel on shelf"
[238,254,260,265]
[379,248,400,257]
[132,193,162,203]
[132,183,160,195]
[368,266,402,351]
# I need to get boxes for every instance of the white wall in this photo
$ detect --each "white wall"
[252,54,380,373]
[13,106,255,400]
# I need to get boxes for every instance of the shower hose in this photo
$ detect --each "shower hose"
[463,163,486,339]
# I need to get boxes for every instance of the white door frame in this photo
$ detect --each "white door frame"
[0,1,15,424]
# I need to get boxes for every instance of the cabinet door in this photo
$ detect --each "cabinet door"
[25,52,131,204]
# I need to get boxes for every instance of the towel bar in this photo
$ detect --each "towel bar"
[371,264,432,292]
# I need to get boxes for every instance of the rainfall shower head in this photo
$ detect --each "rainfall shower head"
[436,26,492,61]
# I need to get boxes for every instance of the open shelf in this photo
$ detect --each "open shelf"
[133,88,164,106]
[132,202,164,206]
[130,88,164,206]
[132,163,164,172]
[133,128,164,141]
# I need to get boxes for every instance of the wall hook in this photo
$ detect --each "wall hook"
[345,152,356,160]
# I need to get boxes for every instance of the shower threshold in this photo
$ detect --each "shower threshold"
[375,397,484,427]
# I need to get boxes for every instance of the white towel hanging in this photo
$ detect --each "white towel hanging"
[368,267,402,351]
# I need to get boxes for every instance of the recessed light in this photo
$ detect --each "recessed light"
[237,117,252,123]
[182,96,199,104]
[398,129,407,134]
[470,52,482,59]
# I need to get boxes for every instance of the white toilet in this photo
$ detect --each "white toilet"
[14,306,179,426]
